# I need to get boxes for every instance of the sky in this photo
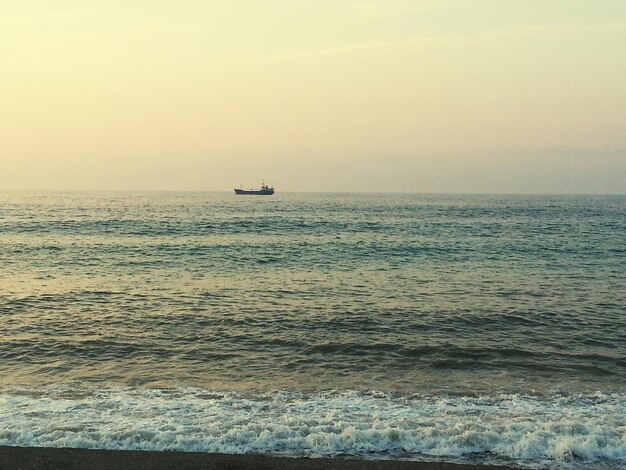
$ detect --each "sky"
[1,0,625,193]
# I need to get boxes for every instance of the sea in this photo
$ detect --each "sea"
[0,191,624,469]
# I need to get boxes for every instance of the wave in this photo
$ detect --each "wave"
[0,387,623,469]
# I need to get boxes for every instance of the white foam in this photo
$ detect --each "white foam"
[0,387,624,469]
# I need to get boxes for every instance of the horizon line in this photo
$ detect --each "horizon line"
[1,188,624,196]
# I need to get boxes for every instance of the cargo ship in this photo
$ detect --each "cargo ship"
[234,183,275,195]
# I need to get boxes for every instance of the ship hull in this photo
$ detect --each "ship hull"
[234,189,275,195]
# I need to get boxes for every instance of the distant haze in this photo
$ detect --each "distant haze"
[2,1,625,193]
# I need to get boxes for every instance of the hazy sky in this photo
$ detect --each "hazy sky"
[2,0,625,193]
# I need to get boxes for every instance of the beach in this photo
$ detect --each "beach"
[3,0,626,466]
[0,446,520,470]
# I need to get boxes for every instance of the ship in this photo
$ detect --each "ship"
[234,183,275,195]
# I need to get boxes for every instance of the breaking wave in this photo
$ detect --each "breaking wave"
[1,387,624,469]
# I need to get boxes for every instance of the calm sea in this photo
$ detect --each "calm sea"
[0,191,624,468]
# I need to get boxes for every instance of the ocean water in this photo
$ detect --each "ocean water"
[0,191,624,469]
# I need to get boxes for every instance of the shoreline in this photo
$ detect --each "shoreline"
[0,446,522,470]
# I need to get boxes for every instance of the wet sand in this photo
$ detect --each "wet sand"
[0,446,521,470]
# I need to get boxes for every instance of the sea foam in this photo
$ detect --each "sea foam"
[0,387,624,469]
